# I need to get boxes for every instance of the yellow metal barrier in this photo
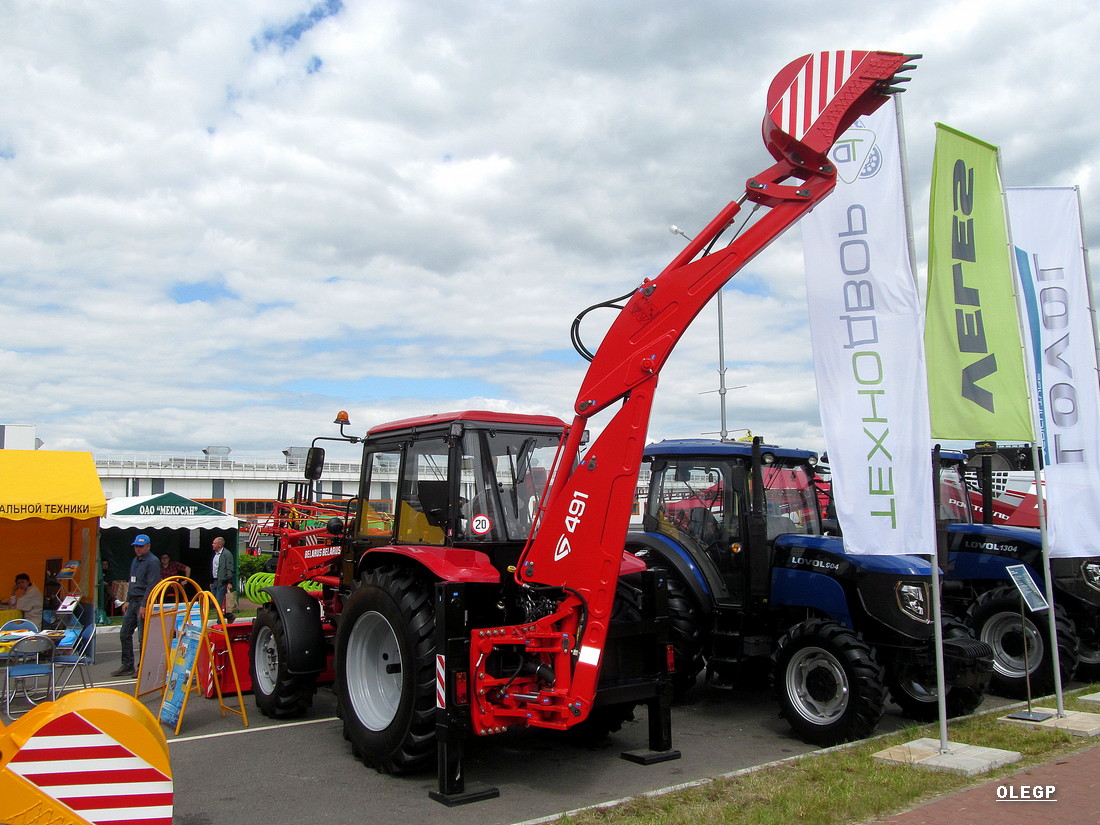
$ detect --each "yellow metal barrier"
[0,688,173,824]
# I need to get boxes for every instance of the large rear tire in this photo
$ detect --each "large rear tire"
[773,619,885,746]
[336,566,437,774]
[654,567,705,697]
[1072,614,1100,682]
[250,605,317,719]
[886,616,984,721]
[966,585,1078,699]
[568,580,647,744]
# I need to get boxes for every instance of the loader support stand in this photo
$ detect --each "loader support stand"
[622,570,681,766]
[621,681,679,765]
[430,582,500,806]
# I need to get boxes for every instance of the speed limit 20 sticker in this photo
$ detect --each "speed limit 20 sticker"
[470,514,494,535]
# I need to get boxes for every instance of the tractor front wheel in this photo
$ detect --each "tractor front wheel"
[886,616,985,721]
[336,566,436,774]
[250,605,317,718]
[773,619,885,746]
[967,585,1078,699]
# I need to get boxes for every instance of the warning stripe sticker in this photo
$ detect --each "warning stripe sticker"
[435,653,446,709]
[6,712,173,824]
[769,50,866,141]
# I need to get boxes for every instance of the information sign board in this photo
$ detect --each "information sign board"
[1006,563,1049,613]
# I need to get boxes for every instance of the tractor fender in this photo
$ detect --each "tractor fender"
[261,585,326,675]
[625,531,718,615]
[770,567,850,626]
[357,545,501,584]
[946,523,1042,575]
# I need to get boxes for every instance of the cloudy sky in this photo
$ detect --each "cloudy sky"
[3,0,1097,462]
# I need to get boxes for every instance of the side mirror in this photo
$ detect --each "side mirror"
[305,446,326,481]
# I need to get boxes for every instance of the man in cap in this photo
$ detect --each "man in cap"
[112,533,162,678]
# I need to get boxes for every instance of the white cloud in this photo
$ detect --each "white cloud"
[1,0,1097,459]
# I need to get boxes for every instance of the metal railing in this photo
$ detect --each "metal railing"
[93,453,362,475]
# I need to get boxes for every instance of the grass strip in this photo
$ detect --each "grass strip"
[553,687,1100,825]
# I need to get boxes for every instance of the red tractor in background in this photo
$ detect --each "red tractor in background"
[242,50,920,804]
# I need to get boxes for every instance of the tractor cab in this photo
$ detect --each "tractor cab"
[936,450,974,526]
[349,411,568,567]
[642,438,821,605]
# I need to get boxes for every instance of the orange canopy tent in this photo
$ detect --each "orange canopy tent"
[0,451,107,620]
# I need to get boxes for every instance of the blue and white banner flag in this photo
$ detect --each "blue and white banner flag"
[1007,186,1100,558]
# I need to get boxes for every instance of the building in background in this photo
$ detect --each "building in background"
[0,424,42,450]
[95,445,362,523]
[2,423,362,541]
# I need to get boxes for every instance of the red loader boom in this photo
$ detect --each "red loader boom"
[487,50,919,730]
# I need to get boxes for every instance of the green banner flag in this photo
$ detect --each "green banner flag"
[924,124,1033,441]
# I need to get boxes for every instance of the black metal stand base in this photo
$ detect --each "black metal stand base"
[621,748,682,765]
[429,783,501,807]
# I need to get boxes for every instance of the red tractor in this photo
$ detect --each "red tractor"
[246,50,920,803]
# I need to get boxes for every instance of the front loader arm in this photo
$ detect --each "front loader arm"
[474,51,918,732]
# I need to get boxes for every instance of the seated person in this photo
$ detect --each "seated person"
[159,553,191,579]
[8,572,44,628]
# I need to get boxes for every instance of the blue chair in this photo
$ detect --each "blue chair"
[0,619,40,666]
[54,622,96,693]
[3,634,56,717]
[0,619,38,632]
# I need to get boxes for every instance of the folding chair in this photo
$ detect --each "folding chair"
[0,619,38,632]
[3,634,56,717]
[0,619,40,665]
[54,621,96,693]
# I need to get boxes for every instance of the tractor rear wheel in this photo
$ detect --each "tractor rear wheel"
[652,567,705,697]
[1075,634,1100,683]
[773,619,885,746]
[250,605,317,718]
[567,579,653,743]
[886,617,984,721]
[336,566,436,774]
[967,585,1078,699]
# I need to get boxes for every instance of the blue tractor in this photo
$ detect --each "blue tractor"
[626,437,992,746]
[935,451,1100,697]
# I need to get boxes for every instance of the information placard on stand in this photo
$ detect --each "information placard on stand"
[1006,563,1049,613]
[137,577,249,735]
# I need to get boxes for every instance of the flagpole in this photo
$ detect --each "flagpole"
[1031,442,1064,715]
[1002,180,1066,717]
[1073,187,1100,379]
[929,445,950,749]
[897,98,950,751]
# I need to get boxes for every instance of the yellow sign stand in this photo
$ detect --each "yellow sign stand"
[137,577,249,736]
[136,577,195,701]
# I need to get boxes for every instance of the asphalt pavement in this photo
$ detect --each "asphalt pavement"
[4,624,1041,825]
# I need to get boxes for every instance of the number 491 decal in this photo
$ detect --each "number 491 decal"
[555,491,589,560]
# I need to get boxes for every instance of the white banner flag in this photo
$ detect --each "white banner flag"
[802,98,934,555]
[1007,186,1100,558]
